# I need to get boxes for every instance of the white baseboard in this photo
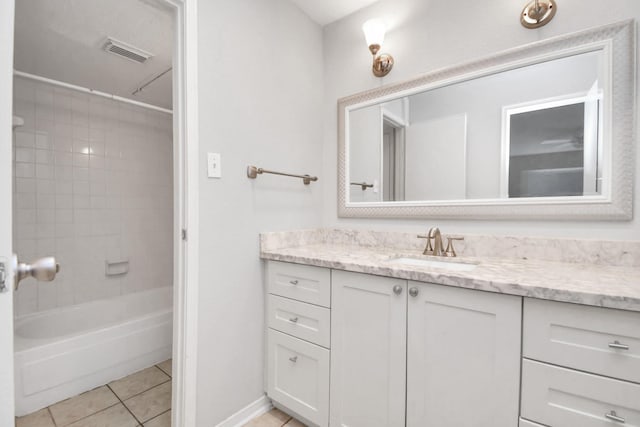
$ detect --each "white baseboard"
[214,395,273,427]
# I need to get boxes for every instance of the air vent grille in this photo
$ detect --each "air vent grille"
[103,37,153,64]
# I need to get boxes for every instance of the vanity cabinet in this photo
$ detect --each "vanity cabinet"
[520,299,640,426]
[264,259,640,427]
[329,271,522,427]
[266,261,331,427]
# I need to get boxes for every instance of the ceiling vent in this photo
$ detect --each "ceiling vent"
[102,37,153,64]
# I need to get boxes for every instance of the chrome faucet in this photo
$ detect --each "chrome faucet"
[429,227,444,256]
[418,227,464,257]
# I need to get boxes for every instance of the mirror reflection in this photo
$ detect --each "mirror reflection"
[348,50,604,203]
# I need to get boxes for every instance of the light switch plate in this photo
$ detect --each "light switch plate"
[207,153,221,178]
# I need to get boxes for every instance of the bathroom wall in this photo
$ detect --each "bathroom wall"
[322,0,640,239]
[196,0,324,424]
[12,76,173,317]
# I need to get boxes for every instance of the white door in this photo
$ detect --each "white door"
[0,0,16,424]
[330,270,407,427]
[406,282,521,427]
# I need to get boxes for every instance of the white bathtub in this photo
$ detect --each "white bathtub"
[14,287,173,416]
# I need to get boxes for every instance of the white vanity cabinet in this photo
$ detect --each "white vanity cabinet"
[520,299,640,426]
[266,261,331,427]
[329,271,522,427]
[264,259,640,427]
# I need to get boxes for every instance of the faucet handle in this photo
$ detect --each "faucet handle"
[417,234,434,255]
[444,236,464,257]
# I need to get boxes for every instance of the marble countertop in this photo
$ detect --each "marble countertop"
[261,243,640,312]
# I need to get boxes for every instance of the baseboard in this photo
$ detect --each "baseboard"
[214,395,273,427]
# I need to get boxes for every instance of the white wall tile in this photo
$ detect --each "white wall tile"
[13,76,173,317]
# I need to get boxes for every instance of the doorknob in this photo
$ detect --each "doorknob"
[14,256,60,290]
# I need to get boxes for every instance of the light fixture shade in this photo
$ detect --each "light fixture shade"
[362,19,386,47]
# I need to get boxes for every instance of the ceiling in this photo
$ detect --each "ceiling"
[289,0,380,26]
[14,0,174,110]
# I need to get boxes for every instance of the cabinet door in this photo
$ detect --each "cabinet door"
[406,282,521,427]
[330,270,407,427]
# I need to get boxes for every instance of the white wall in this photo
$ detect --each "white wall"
[12,76,173,317]
[323,0,640,239]
[196,0,324,424]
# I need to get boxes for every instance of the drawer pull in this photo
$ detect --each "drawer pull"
[608,340,630,350]
[289,356,298,363]
[289,280,299,285]
[289,317,299,323]
[605,411,625,423]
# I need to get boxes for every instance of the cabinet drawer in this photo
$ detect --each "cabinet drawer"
[521,359,640,427]
[267,261,331,308]
[523,298,640,382]
[267,329,329,427]
[267,295,330,348]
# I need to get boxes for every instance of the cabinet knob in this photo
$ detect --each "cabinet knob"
[608,340,630,350]
[289,317,299,323]
[393,285,403,295]
[289,356,298,363]
[605,411,625,423]
[409,287,419,297]
[289,280,299,285]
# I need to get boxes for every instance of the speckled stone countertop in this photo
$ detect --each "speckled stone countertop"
[260,230,640,312]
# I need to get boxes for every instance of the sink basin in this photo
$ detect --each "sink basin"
[387,257,478,272]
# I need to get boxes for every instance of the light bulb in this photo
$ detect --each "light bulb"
[362,19,386,48]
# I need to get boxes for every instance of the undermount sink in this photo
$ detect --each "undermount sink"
[387,257,478,272]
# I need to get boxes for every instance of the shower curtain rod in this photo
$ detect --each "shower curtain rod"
[13,70,173,115]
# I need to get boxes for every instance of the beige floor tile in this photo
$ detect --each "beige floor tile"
[156,359,172,377]
[143,410,171,427]
[109,367,170,400]
[284,418,306,427]
[49,386,119,426]
[66,404,139,427]
[243,408,292,427]
[123,381,172,423]
[15,408,55,427]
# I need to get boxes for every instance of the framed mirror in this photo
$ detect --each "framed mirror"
[338,20,635,220]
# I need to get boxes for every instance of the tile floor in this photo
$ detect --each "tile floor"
[16,359,173,427]
[243,408,306,427]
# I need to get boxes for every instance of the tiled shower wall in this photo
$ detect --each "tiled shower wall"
[12,76,173,317]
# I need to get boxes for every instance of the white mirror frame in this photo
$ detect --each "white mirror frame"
[338,20,636,220]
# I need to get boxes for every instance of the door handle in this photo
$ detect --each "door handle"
[14,256,60,290]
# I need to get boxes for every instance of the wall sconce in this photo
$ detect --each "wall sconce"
[521,0,556,29]
[362,19,394,78]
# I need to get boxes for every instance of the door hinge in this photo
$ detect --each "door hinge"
[182,229,187,241]
[0,262,7,293]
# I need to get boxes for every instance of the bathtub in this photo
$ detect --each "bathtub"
[14,287,173,416]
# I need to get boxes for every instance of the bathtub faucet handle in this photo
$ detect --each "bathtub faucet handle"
[14,256,60,290]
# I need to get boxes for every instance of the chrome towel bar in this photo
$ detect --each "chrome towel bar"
[350,182,374,190]
[247,165,318,185]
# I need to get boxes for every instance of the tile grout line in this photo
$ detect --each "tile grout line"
[111,375,171,403]
[280,414,292,426]
[154,362,172,378]
[56,402,122,427]
[46,406,58,427]
[144,408,171,426]
[107,384,144,426]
